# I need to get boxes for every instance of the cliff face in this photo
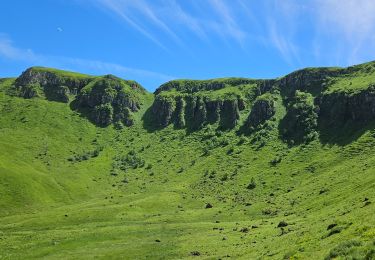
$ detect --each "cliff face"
[15,67,91,89]
[15,67,93,101]
[13,68,147,127]
[150,62,375,138]
[151,78,262,130]
[77,75,145,127]
[152,94,244,130]
[11,61,375,136]
[246,94,275,127]
[317,85,375,124]
[277,67,343,96]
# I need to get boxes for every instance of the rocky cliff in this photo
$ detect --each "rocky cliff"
[13,67,148,127]
[152,93,245,130]
[15,67,93,102]
[246,93,276,128]
[11,61,375,137]
[317,85,375,125]
[77,75,145,127]
[150,61,375,140]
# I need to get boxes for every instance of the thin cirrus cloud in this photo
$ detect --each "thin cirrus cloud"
[264,0,375,66]
[94,0,249,47]
[0,34,174,88]
[0,34,38,62]
[312,0,375,64]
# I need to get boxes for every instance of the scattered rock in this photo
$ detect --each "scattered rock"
[327,223,337,230]
[190,251,200,256]
[240,227,249,233]
[277,221,288,228]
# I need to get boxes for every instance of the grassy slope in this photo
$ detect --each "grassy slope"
[0,68,375,259]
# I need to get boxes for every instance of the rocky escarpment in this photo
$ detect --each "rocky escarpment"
[246,94,275,128]
[13,67,148,127]
[12,61,375,135]
[15,67,93,102]
[151,78,276,131]
[278,67,343,96]
[77,75,145,127]
[317,85,375,125]
[152,94,244,130]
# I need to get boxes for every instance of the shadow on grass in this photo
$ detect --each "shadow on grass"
[69,99,108,128]
[317,119,375,146]
[141,106,165,133]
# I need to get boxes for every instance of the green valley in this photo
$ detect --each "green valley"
[1,63,375,259]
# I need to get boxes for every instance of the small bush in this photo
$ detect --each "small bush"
[246,178,256,190]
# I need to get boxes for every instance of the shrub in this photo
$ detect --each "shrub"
[247,177,256,190]
[113,151,145,170]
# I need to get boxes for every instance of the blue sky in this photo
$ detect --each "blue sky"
[1,0,375,91]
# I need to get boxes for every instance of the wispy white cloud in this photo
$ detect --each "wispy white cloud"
[267,20,300,66]
[0,34,38,62]
[91,0,250,49]
[0,34,174,87]
[208,0,246,45]
[313,0,375,64]
[101,0,186,48]
[96,0,168,51]
[163,0,208,42]
[127,0,184,46]
[315,0,375,39]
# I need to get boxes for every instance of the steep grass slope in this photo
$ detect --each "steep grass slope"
[0,64,375,259]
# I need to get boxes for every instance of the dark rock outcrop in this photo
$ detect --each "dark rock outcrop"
[151,94,244,130]
[220,99,240,129]
[15,67,91,90]
[151,96,176,127]
[246,95,275,127]
[77,75,142,127]
[15,67,92,101]
[278,68,343,95]
[317,85,375,124]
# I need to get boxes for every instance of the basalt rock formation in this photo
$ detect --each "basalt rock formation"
[13,67,148,127]
[152,94,244,130]
[15,67,93,101]
[246,94,275,128]
[76,75,145,127]
[317,85,375,125]
[10,61,375,141]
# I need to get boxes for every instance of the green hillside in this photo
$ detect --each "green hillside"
[0,63,375,259]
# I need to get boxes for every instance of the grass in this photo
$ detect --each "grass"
[27,67,96,80]
[0,63,375,259]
